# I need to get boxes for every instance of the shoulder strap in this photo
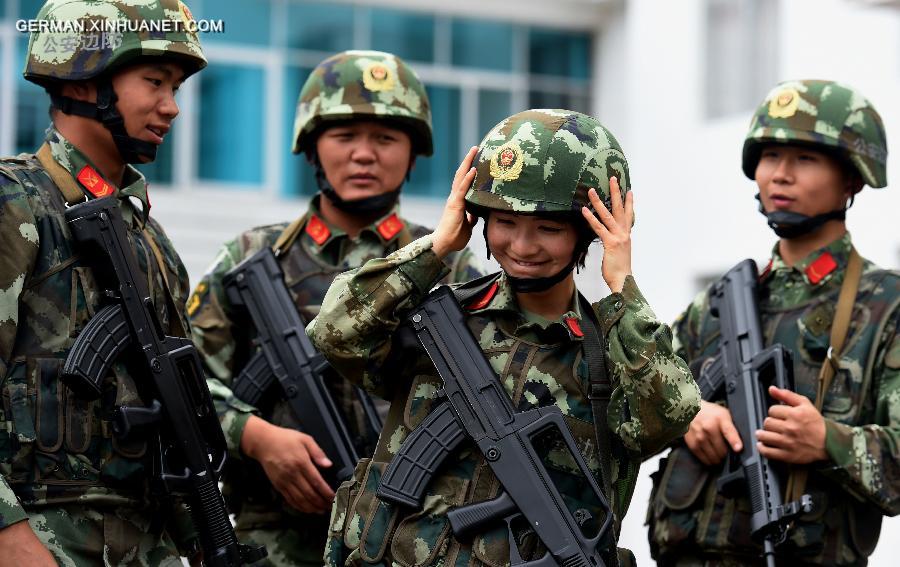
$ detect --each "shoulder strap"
[785,246,863,503]
[272,214,306,257]
[450,271,502,306]
[142,228,189,338]
[34,143,86,205]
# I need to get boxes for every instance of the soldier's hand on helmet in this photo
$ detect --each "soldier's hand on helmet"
[0,520,58,566]
[684,401,743,465]
[581,177,634,293]
[756,386,828,464]
[432,147,479,259]
[240,415,335,514]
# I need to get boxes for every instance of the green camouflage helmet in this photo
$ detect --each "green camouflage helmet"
[292,50,433,156]
[465,109,630,215]
[742,79,887,188]
[23,0,207,86]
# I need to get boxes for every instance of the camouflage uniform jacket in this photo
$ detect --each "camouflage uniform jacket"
[648,233,900,565]
[188,196,482,528]
[0,129,192,528]
[307,235,700,567]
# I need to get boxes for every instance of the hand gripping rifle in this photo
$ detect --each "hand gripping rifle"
[222,247,383,487]
[61,198,266,567]
[377,285,613,567]
[697,259,812,567]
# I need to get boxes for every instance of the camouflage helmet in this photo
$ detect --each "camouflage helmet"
[23,0,207,86]
[292,50,433,156]
[742,79,887,188]
[465,109,630,216]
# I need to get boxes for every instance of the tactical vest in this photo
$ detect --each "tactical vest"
[0,155,185,506]
[648,267,898,564]
[327,278,639,567]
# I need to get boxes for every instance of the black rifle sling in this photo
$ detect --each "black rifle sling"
[578,293,621,567]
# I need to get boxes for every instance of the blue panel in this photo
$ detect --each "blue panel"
[451,19,513,71]
[370,8,435,63]
[478,90,511,142]
[199,0,271,46]
[529,29,591,80]
[528,91,591,115]
[287,2,354,52]
[198,63,264,185]
[281,65,317,197]
[18,0,45,18]
[407,85,459,197]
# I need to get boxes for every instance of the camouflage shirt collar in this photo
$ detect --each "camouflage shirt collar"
[765,232,853,287]
[468,273,585,342]
[46,128,151,226]
[301,196,405,252]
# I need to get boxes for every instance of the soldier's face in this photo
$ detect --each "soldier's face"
[110,61,186,162]
[316,121,413,200]
[486,212,578,279]
[755,144,853,217]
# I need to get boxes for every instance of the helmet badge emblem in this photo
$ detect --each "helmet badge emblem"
[768,87,800,119]
[489,141,525,181]
[363,62,395,92]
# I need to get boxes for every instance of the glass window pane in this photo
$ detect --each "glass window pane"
[134,124,174,184]
[407,85,459,197]
[198,63,264,185]
[282,65,317,198]
[15,35,49,154]
[287,2,354,52]
[18,0,45,18]
[478,89,511,140]
[199,0,270,46]
[370,8,435,63]
[451,19,513,71]
[529,29,591,80]
[527,91,591,115]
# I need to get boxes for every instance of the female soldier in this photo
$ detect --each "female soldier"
[309,109,700,566]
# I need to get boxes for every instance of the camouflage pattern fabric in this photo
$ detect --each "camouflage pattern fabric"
[24,0,207,86]
[742,79,887,189]
[0,128,196,558]
[188,196,483,567]
[465,109,629,215]
[647,233,900,565]
[292,50,433,156]
[307,234,700,566]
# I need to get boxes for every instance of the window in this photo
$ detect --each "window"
[478,90,511,140]
[370,8,435,63]
[705,0,779,118]
[14,35,48,154]
[200,0,271,46]
[198,63,264,185]
[408,85,460,197]
[452,19,514,71]
[287,2,354,52]
[282,65,317,197]
[18,0,44,18]
[529,29,591,80]
[134,124,175,184]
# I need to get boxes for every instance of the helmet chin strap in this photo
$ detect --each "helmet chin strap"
[755,193,850,239]
[50,79,158,164]
[312,154,402,217]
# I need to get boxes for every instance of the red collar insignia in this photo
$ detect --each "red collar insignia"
[76,165,113,198]
[759,259,773,281]
[305,214,331,246]
[467,282,499,311]
[376,213,404,241]
[805,251,838,285]
[564,317,584,338]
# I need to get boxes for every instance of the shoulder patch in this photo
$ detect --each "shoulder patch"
[76,165,113,198]
[565,317,584,338]
[467,281,499,311]
[305,214,331,245]
[187,281,208,317]
[377,213,404,241]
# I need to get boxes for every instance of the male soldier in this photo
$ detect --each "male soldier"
[0,0,208,564]
[188,50,483,566]
[647,80,899,565]
[308,109,700,566]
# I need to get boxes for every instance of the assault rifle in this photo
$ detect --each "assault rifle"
[62,197,265,567]
[377,285,613,566]
[697,259,812,567]
[223,247,382,488]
